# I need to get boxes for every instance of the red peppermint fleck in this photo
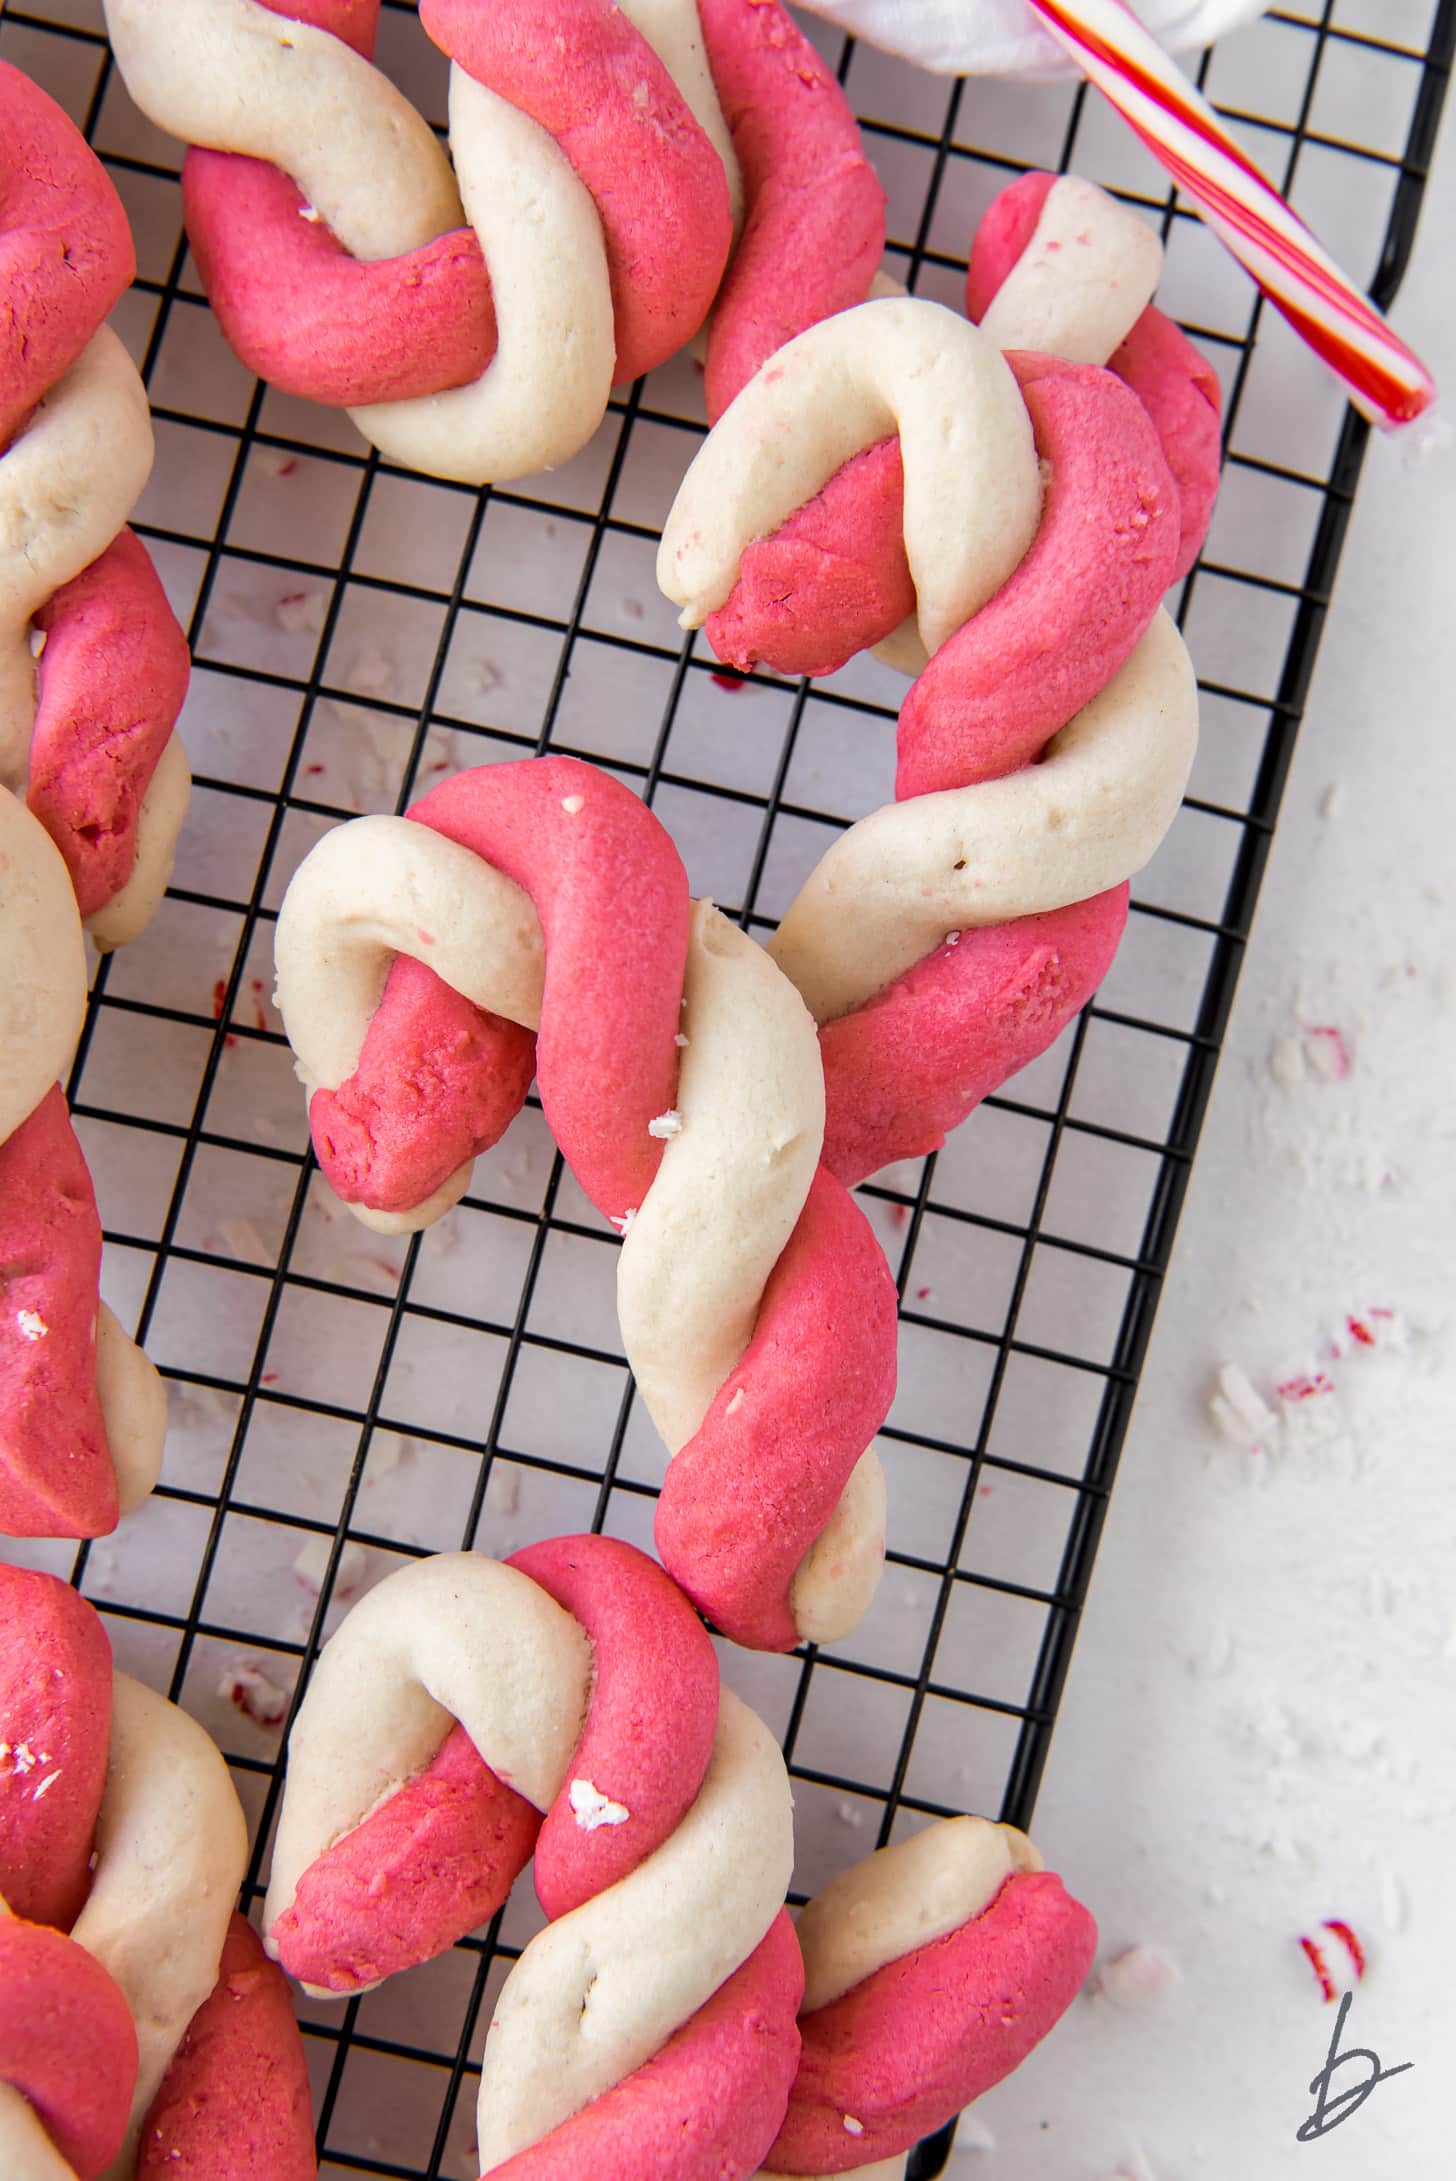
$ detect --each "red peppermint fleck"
[1299,1935,1336,2004]
[711,671,746,694]
[417,928,437,947]
[305,762,325,776]
[211,978,228,1019]
[260,1371,280,1385]
[277,458,298,478]
[1347,1317,1376,1348]
[1305,1025,1352,1079]
[889,1203,910,1231]
[1276,1373,1334,1402]
[915,1286,933,1302]
[1324,1920,1367,1980]
[1369,1307,1394,1321]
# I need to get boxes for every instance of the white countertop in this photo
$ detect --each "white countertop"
[960,86,1455,2181]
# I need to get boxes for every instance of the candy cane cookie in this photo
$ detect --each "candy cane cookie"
[755,1817,1096,2177]
[0,790,165,1538]
[659,296,1200,1186]
[273,757,899,1651]
[0,62,190,950]
[0,1565,316,2180]
[102,0,884,484]
[263,1539,804,2176]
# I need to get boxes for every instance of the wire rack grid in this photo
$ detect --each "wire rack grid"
[0,2,1450,2175]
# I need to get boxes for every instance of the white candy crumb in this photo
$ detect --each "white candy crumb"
[568,1778,631,1831]
[32,1770,62,1800]
[28,628,46,660]
[648,1110,682,1140]
[220,1660,291,1728]
[299,204,322,222]
[835,1799,866,1828]
[726,1387,745,1415]
[945,930,962,947]
[674,1033,689,1048]
[842,2116,864,2138]
[16,1310,46,1341]
[293,1537,368,1600]
[609,1208,637,1237]
[561,795,585,814]
[1094,1944,1183,2011]
[276,590,327,636]
[1209,1363,1276,1446]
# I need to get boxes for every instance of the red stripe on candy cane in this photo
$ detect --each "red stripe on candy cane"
[1024,0,1436,427]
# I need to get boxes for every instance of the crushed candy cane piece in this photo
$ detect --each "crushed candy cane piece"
[220,1661,291,1728]
[293,1537,368,1601]
[1209,1363,1276,1446]
[28,627,46,660]
[609,1208,637,1236]
[842,2115,864,2138]
[568,1778,630,1831]
[648,1110,683,1140]
[1095,1944,1183,2011]
[276,590,327,636]
[561,794,585,815]
[16,1310,46,1341]
[1304,1025,1352,1080]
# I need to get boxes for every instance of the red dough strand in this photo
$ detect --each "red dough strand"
[0,1088,121,1539]
[0,1916,139,2181]
[483,1910,803,2181]
[655,1167,898,1651]
[0,1565,112,1930]
[697,0,887,419]
[767,1870,1097,2171]
[0,58,133,446]
[30,530,192,917]
[134,1915,317,2180]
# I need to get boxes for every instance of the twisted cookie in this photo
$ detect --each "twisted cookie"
[758,1818,1096,2176]
[0,61,190,949]
[274,757,899,1650]
[0,790,164,1537]
[264,1538,803,2176]
[660,288,1201,1186]
[104,0,884,482]
[0,1565,315,2180]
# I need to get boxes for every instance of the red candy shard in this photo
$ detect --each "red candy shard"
[481,1909,804,2181]
[655,1167,898,1651]
[0,1565,112,1930]
[0,1088,120,1539]
[766,1870,1097,2170]
[135,1914,317,2179]
[0,60,135,447]
[698,0,886,419]
[30,529,191,916]
[0,1915,139,2181]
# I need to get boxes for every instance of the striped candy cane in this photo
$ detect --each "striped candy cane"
[1026,0,1436,426]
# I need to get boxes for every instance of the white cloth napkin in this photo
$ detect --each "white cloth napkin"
[795,1,1269,78]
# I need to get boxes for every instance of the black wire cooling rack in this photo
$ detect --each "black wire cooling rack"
[2,3,1451,2174]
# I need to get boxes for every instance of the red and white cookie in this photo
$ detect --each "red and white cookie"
[263,1537,802,2177]
[0,61,190,949]
[758,1817,1097,2177]
[103,0,884,481]
[659,294,1200,1186]
[0,792,165,1539]
[273,756,900,1651]
[0,1566,316,2179]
